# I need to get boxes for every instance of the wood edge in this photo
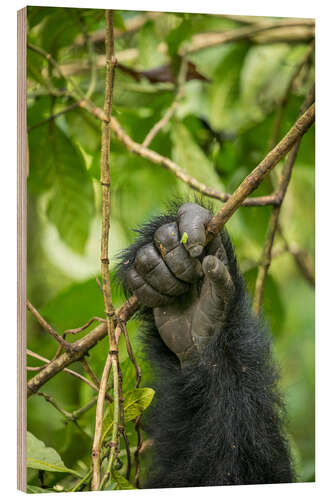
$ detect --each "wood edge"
[17,6,27,493]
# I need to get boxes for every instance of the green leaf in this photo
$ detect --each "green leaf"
[112,470,135,490]
[113,11,126,31]
[209,42,250,131]
[102,388,155,442]
[66,108,100,154]
[138,20,165,68]
[166,19,192,58]
[171,121,225,205]
[27,432,81,477]
[27,6,54,29]
[29,124,95,254]
[40,7,80,55]
[123,388,155,422]
[180,232,188,244]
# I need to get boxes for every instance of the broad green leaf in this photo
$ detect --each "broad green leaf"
[113,11,126,31]
[40,7,80,55]
[27,432,81,477]
[102,388,155,442]
[66,108,101,154]
[112,470,136,490]
[29,124,95,254]
[123,388,155,422]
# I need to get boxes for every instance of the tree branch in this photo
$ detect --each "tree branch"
[27,41,280,208]
[252,88,315,314]
[26,99,315,397]
[206,103,315,239]
[27,296,138,396]
[27,350,101,394]
[184,19,315,55]
[109,115,279,207]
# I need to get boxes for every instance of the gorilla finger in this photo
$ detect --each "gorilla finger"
[135,244,189,296]
[177,203,212,258]
[126,267,172,307]
[206,234,228,266]
[154,222,202,283]
[202,255,235,304]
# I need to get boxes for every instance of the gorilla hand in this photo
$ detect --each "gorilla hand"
[122,203,235,366]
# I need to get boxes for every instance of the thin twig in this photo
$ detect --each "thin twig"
[268,42,314,153]
[91,352,113,490]
[27,297,139,396]
[65,317,106,335]
[71,469,93,493]
[36,391,97,422]
[91,10,119,491]
[28,102,80,132]
[184,19,315,55]
[80,357,102,389]
[36,391,73,420]
[81,358,114,404]
[134,415,143,488]
[119,321,142,482]
[27,300,71,350]
[142,58,188,148]
[27,350,100,393]
[278,228,315,287]
[206,103,315,239]
[253,88,315,313]
[27,42,279,208]
[27,101,315,397]
[66,19,314,79]
[240,245,288,274]
[79,357,113,404]
[115,358,131,481]
[27,43,108,122]
[120,322,141,389]
[109,115,279,207]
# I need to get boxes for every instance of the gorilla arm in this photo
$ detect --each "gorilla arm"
[117,202,294,488]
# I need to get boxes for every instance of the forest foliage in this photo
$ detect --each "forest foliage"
[26,6,315,492]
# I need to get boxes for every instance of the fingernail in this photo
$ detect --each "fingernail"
[203,255,218,274]
[189,245,203,258]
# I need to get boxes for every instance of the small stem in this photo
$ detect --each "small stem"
[134,415,143,488]
[26,300,71,349]
[206,103,315,239]
[253,86,315,314]
[91,10,119,491]
[91,353,113,490]
[27,350,100,393]
[142,58,188,148]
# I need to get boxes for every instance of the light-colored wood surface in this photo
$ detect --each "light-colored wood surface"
[17,6,27,493]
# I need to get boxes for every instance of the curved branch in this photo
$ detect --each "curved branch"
[206,103,315,238]
[27,296,139,397]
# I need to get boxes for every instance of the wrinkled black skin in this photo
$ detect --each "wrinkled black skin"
[116,202,294,488]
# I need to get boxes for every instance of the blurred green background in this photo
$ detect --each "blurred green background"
[26,7,315,491]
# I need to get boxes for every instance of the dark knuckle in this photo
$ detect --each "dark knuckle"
[154,222,179,249]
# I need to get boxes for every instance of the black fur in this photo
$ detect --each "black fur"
[116,202,294,488]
